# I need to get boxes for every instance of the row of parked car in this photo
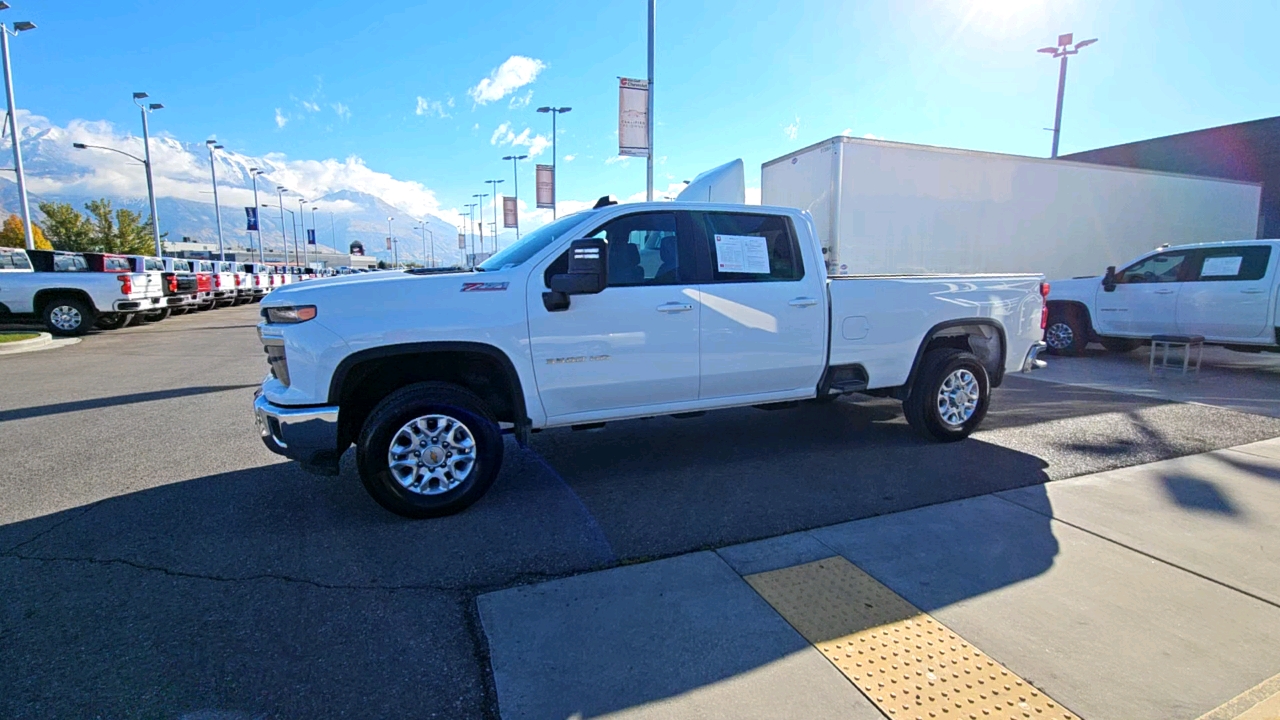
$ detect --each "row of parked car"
[0,246,330,336]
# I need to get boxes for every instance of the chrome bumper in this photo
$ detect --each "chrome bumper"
[1022,341,1048,372]
[253,391,342,475]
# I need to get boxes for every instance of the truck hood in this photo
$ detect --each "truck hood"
[1046,275,1102,304]
[263,268,474,302]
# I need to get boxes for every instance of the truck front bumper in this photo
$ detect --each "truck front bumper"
[1022,341,1048,372]
[253,390,342,475]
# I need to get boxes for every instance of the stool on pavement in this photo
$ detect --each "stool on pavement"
[1149,334,1204,377]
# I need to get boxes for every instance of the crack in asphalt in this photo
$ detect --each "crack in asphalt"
[2,502,102,555]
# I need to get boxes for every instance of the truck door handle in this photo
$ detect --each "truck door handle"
[656,302,693,313]
[1153,288,1176,294]
[1241,288,1265,294]
[788,297,818,307]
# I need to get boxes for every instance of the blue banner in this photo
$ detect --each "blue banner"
[307,228,316,245]
[245,206,259,231]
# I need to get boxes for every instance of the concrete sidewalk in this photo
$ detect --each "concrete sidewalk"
[479,438,1280,720]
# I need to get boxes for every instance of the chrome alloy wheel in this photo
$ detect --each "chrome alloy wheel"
[387,414,477,495]
[1045,321,1074,350]
[49,305,83,331]
[936,369,980,428]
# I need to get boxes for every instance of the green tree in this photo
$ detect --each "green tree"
[0,214,52,250]
[37,201,95,251]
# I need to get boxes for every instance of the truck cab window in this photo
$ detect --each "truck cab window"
[1117,251,1189,284]
[587,212,690,287]
[1188,246,1271,282]
[701,212,803,282]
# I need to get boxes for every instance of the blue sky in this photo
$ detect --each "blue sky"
[10,0,1280,235]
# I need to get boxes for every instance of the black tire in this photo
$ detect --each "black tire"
[1044,308,1087,356]
[1099,337,1142,353]
[94,313,129,330]
[356,381,504,518]
[123,313,144,327]
[42,296,94,336]
[140,308,171,323]
[903,348,990,442]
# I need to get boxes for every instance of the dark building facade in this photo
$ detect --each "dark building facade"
[1062,116,1280,238]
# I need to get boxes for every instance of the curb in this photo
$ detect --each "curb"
[0,332,79,356]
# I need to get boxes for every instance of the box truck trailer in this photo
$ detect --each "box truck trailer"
[761,136,1263,279]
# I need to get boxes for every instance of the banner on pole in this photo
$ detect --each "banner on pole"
[618,78,650,157]
[458,233,466,249]
[502,196,518,228]
[245,206,259,231]
[386,237,392,251]
[307,229,316,245]
[536,164,555,209]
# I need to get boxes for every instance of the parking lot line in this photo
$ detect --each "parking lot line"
[1195,671,1280,720]
[745,556,1079,720]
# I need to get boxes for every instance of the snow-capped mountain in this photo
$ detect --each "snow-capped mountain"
[0,111,468,265]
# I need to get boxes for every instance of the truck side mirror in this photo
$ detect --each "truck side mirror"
[543,238,609,312]
[1102,266,1117,292]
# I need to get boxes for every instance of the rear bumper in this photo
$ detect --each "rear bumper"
[1022,341,1048,372]
[113,297,162,312]
[253,391,342,475]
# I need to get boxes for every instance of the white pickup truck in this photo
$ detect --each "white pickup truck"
[0,247,163,335]
[1045,239,1280,354]
[252,201,1048,517]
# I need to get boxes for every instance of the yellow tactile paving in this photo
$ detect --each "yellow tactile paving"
[745,557,1079,720]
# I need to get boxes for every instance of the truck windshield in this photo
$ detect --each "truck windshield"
[478,211,595,271]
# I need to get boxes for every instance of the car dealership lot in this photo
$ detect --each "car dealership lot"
[3,304,1280,718]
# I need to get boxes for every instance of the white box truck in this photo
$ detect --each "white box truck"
[761,136,1263,279]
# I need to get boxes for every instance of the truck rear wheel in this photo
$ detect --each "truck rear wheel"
[42,297,94,337]
[94,313,129,330]
[1044,309,1086,356]
[903,348,990,442]
[356,381,504,518]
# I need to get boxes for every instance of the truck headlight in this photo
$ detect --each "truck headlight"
[264,305,317,324]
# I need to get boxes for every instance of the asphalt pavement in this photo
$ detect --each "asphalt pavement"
[3,305,1280,718]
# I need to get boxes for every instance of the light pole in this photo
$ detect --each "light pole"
[206,140,226,260]
[310,206,317,253]
[647,0,655,201]
[131,93,164,256]
[298,198,309,268]
[72,140,161,251]
[501,154,527,239]
[485,178,503,249]
[0,8,36,249]
[249,168,265,263]
[387,216,398,268]
[536,106,571,218]
[1038,33,1097,159]
[285,207,298,264]
[473,193,488,256]
[413,221,435,267]
[464,203,477,266]
[274,186,289,265]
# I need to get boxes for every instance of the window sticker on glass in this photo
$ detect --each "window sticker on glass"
[1201,255,1243,277]
[714,234,771,274]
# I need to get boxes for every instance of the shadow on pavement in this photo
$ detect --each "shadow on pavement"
[0,384,260,422]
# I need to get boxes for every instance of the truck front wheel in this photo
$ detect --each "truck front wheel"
[356,381,504,518]
[903,348,990,442]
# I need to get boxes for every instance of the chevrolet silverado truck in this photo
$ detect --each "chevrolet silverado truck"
[253,201,1048,518]
[1045,239,1280,355]
[0,248,162,335]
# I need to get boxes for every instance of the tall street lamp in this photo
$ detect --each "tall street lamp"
[647,0,655,201]
[1038,33,1097,159]
[464,203,477,266]
[129,93,165,256]
[536,106,571,218]
[298,198,309,268]
[248,167,265,263]
[485,178,503,250]
[387,216,398,268]
[473,193,488,255]
[502,154,527,240]
[206,140,226,260]
[283,207,297,263]
[310,206,317,253]
[413,221,435,267]
[274,186,289,265]
[72,140,166,255]
[0,7,36,249]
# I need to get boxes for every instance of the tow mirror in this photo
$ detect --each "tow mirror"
[1102,266,1117,292]
[544,238,609,312]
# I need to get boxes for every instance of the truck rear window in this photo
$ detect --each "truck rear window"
[55,256,88,272]
[105,257,131,271]
[700,212,804,282]
[0,250,31,269]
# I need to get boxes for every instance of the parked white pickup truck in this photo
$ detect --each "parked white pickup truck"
[0,247,163,335]
[1045,239,1280,354]
[253,201,1048,517]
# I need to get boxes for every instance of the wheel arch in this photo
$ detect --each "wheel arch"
[33,288,96,315]
[329,341,531,449]
[1045,300,1094,338]
[905,319,1008,392]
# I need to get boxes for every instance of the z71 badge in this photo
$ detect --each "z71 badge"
[460,282,509,292]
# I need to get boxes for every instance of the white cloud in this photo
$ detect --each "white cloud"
[863,132,882,140]
[301,100,321,113]
[527,135,550,158]
[490,122,512,145]
[841,128,853,136]
[468,55,546,105]
[332,103,351,121]
[605,155,630,166]
[563,154,576,162]
[274,109,288,128]
[415,96,452,118]
[783,116,800,140]
[509,90,534,109]
[490,123,551,157]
